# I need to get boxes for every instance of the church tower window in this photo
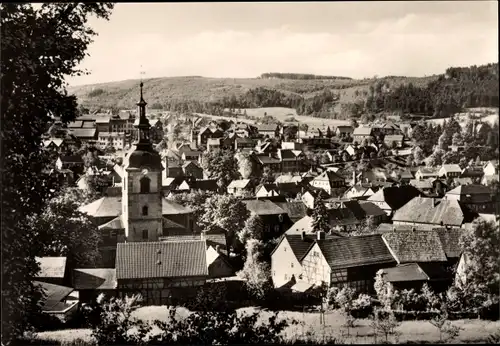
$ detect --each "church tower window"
[140,177,150,193]
[142,205,149,216]
[142,229,148,240]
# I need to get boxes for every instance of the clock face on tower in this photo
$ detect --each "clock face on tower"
[142,168,149,176]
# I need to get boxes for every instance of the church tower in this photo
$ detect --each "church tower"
[122,82,164,242]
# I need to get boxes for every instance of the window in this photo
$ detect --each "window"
[142,229,148,240]
[140,177,151,193]
[142,205,148,216]
[291,263,294,268]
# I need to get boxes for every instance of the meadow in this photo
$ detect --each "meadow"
[33,306,500,345]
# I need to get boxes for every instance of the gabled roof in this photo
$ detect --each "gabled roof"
[417,167,439,176]
[275,174,302,184]
[98,214,125,230]
[312,170,344,183]
[274,201,308,221]
[69,128,97,138]
[283,234,316,261]
[116,240,208,280]
[162,198,193,215]
[242,199,286,216]
[72,268,117,290]
[35,257,67,279]
[34,281,74,312]
[433,227,464,259]
[182,161,202,170]
[228,179,251,189]
[285,216,315,235]
[162,217,187,231]
[440,164,462,173]
[255,155,281,164]
[336,125,354,132]
[382,230,448,263]
[359,201,386,218]
[446,184,492,196]
[353,127,373,136]
[392,196,478,227]
[409,179,433,190]
[79,197,122,218]
[367,186,422,210]
[256,124,279,132]
[192,179,218,192]
[381,263,429,282]
[256,183,278,194]
[460,168,484,178]
[279,149,302,160]
[316,234,395,270]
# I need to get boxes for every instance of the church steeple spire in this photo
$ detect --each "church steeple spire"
[134,81,152,150]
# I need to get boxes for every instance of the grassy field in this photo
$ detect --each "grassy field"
[33,306,500,344]
[425,108,499,127]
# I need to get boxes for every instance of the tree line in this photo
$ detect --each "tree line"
[259,72,352,80]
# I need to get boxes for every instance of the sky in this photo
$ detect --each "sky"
[67,1,498,86]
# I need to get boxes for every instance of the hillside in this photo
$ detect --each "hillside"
[69,63,498,120]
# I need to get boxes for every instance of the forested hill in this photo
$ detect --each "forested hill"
[259,73,353,80]
[70,62,498,119]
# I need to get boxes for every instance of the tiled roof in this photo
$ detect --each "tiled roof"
[72,268,117,290]
[279,149,301,160]
[336,126,354,132]
[359,201,386,217]
[317,234,395,270]
[275,174,302,184]
[284,234,316,261]
[192,179,218,191]
[256,124,278,132]
[392,197,477,227]
[162,217,187,231]
[256,155,281,164]
[312,170,344,183]
[382,230,448,263]
[274,201,308,221]
[116,240,209,279]
[228,179,251,189]
[162,198,192,215]
[367,186,422,210]
[433,227,464,259]
[70,128,96,138]
[35,257,67,278]
[34,281,74,312]
[453,177,473,186]
[417,167,439,176]
[410,179,433,190]
[441,164,462,173]
[79,197,122,218]
[446,184,492,196]
[243,199,286,216]
[98,215,124,230]
[353,127,373,136]
[382,263,429,282]
[460,168,484,178]
[68,120,83,128]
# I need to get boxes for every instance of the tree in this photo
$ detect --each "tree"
[326,126,333,138]
[451,132,463,147]
[413,146,425,165]
[237,239,273,300]
[30,189,102,269]
[238,214,264,246]
[199,194,250,248]
[235,152,255,179]
[167,190,213,228]
[311,195,330,233]
[202,149,239,192]
[458,219,500,314]
[1,3,114,343]
[350,119,358,128]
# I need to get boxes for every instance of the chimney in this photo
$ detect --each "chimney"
[317,231,326,240]
[301,231,306,240]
